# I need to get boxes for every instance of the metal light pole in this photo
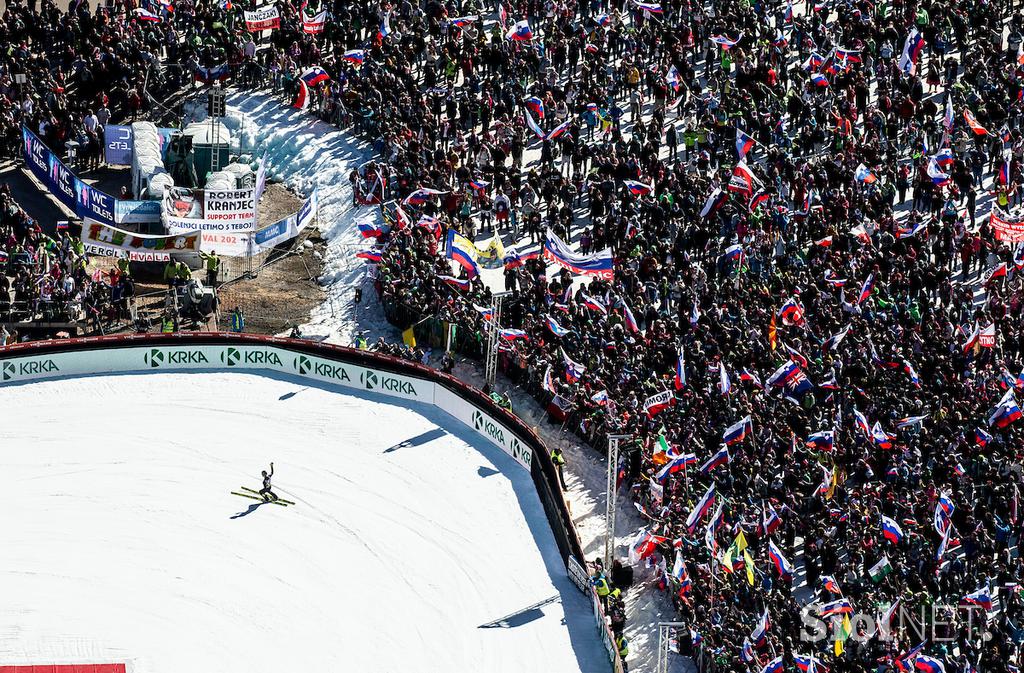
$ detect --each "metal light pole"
[483,292,510,387]
[655,621,687,673]
[604,433,631,571]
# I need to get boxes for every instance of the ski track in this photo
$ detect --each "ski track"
[0,372,604,673]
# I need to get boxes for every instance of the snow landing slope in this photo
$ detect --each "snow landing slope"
[0,372,605,673]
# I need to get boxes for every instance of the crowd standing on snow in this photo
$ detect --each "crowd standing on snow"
[281,0,1024,671]
[5,0,1024,669]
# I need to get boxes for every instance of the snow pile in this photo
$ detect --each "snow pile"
[1,372,604,673]
[216,93,395,344]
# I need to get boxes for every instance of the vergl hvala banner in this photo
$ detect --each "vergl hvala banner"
[244,5,280,30]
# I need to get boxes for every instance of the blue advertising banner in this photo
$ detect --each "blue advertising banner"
[114,199,162,224]
[104,124,134,165]
[23,126,123,227]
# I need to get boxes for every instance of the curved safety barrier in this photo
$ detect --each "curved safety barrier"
[0,333,623,673]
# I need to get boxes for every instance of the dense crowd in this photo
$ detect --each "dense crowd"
[277,0,1024,671]
[4,0,1024,668]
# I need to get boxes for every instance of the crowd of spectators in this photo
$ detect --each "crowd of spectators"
[3,0,1024,668]
[265,0,1024,671]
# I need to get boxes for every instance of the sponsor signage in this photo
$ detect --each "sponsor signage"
[1,357,60,382]
[435,386,531,470]
[114,199,163,224]
[105,124,134,165]
[22,125,118,226]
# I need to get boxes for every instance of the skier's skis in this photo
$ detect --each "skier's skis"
[231,491,289,506]
[239,486,295,506]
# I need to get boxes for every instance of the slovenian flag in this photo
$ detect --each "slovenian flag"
[718,362,732,396]
[623,179,654,196]
[133,7,162,21]
[761,656,784,673]
[674,349,686,390]
[438,275,470,291]
[378,11,391,39]
[962,587,993,612]
[896,415,928,430]
[523,109,545,139]
[750,608,771,647]
[898,28,926,74]
[293,80,310,110]
[914,655,947,673]
[546,119,572,140]
[699,445,730,474]
[342,49,365,65]
[356,250,382,263]
[806,431,834,452]
[300,65,330,86]
[684,483,716,532]
[794,654,820,672]
[700,187,728,217]
[736,128,755,157]
[524,96,545,119]
[818,598,853,616]
[546,315,571,337]
[777,297,804,324]
[655,452,697,483]
[871,422,893,450]
[622,302,640,333]
[474,305,494,321]
[821,575,842,595]
[989,389,1023,428]
[499,328,529,341]
[672,551,691,595]
[710,33,743,49]
[666,65,681,91]
[631,0,663,13]
[762,501,782,535]
[449,14,478,27]
[881,515,904,544]
[357,221,387,238]
[723,415,753,445]
[506,19,533,41]
[857,272,875,304]
[810,72,829,86]
[768,539,793,580]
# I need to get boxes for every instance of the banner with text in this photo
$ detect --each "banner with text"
[82,220,202,255]
[244,5,280,30]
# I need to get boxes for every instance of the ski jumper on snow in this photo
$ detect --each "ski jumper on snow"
[259,463,277,501]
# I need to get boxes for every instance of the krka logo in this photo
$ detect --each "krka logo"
[361,370,417,395]
[472,410,506,444]
[2,358,60,381]
[144,348,208,368]
[294,355,350,382]
[221,348,282,367]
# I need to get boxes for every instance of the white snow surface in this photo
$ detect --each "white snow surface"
[0,372,605,673]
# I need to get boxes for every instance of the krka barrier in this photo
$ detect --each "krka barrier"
[0,333,623,673]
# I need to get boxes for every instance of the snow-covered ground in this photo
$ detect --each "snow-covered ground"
[0,372,604,673]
